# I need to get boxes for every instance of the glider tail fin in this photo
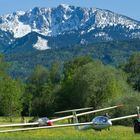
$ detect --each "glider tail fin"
[72,111,81,130]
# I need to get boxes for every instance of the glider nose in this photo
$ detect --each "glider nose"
[47,120,53,126]
[108,120,112,126]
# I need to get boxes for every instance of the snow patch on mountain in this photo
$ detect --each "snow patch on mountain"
[95,32,113,41]
[16,11,25,16]
[87,26,95,32]
[0,14,31,38]
[13,22,31,38]
[33,36,50,50]
[131,32,140,39]
[95,9,139,30]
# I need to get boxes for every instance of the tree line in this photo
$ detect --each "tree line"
[1,53,140,124]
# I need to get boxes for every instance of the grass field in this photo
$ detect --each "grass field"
[0,126,139,140]
[0,117,139,140]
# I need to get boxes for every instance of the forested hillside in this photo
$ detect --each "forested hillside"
[5,39,140,80]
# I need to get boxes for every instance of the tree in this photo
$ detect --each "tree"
[0,77,23,120]
[0,55,23,120]
[22,88,33,117]
[108,93,140,126]
[56,56,93,110]
[26,64,62,116]
[0,54,8,77]
[72,62,129,108]
[56,58,130,110]
[49,62,62,85]
[27,65,50,97]
[63,56,93,83]
[123,53,140,91]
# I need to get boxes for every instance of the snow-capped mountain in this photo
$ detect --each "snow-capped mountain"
[0,4,140,51]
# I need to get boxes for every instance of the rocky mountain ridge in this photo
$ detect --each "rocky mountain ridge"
[0,4,140,51]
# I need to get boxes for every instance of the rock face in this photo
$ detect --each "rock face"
[0,4,140,51]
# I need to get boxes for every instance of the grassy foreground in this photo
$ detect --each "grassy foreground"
[0,126,139,140]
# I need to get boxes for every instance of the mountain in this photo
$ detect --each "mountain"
[0,4,140,52]
[1,5,140,79]
[5,39,140,80]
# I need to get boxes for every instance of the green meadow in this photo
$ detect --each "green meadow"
[0,126,139,140]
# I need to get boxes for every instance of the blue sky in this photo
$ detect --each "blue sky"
[0,0,140,21]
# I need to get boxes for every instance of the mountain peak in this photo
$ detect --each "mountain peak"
[0,5,140,44]
[31,7,42,15]
[59,4,70,9]
[13,11,25,16]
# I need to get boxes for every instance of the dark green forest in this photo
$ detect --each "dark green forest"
[5,39,140,80]
[1,52,140,125]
